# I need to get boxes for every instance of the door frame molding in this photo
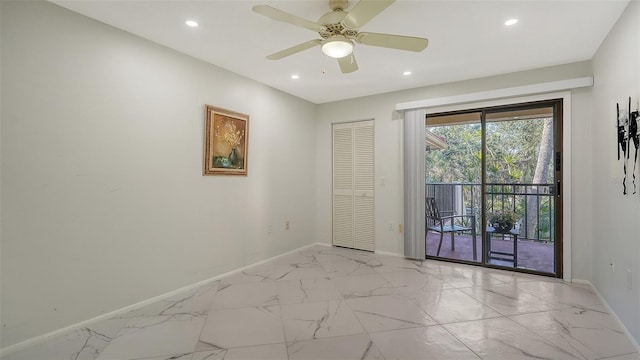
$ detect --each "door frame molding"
[420,91,572,282]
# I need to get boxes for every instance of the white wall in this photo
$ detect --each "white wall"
[0,1,316,347]
[590,0,640,343]
[316,62,594,271]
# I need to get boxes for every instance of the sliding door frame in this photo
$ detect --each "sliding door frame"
[423,91,572,281]
[482,99,563,277]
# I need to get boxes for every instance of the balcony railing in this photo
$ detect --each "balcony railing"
[426,182,555,242]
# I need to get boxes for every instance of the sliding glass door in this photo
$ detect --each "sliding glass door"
[425,112,482,264]
[425,100,563,277]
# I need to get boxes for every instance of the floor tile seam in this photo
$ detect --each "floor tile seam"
[444,324,583,360]
[516,321,607,360]
[274,303,290,360]
[93,314,209,360]
[505,306,587,320]
[511,283,575,303]
[369,282,454,296]
[453,284,560,317]
[562,300,604,308]
[198,340,289,352]
[283,328,370,344]
[478,304,509,319]
[273,275,334,283]
[375,268,448,282]
[451,290,513,317]
[107,312,208,335]
[400,292,438,322]
[434,313,507,327]
[437,322,484,360]
[339,292,374,339]
[363,323,441,336]
[191,312,210,359]
[281,298,355,314]
[279,298,366,341]
[207,303,283,314]
[219,279,278,287]
[545,301,587,312]
[508,306,635,341]
[326,273,379,280]
[215,285,343,306]
[502,312,612,360]
[596,352,640,360]
[314,256,375,265]
[373,268,425,277]
[402,292,496,327]
[489,275,547,283]
[279,297,346,307]
[346,295,439,330]
[197,339,291,357]
[489,316,579,350]
[447,282,501,290]
[514,280,580,296]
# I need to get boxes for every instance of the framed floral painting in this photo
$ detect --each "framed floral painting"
[203,105,249,176]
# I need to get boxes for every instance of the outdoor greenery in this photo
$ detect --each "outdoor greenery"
[487,209,519,225]
[487,209,519,231]
[425,118,556,241]
[426,119,552,184]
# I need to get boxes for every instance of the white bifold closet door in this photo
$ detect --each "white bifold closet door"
[332,120,375,251]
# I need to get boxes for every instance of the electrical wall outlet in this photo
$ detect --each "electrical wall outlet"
[285,220,290,230]
[388,222,393,231]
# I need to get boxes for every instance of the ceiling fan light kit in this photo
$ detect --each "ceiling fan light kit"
[322,35,354,58]
[253,0,429,73]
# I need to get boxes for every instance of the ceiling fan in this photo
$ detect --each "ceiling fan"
[252,0,429,73]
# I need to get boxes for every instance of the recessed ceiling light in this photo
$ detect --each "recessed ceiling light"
[291,74,300,80]
[185,20,199,27]
[403,71,412,76]
[504,19,518,26]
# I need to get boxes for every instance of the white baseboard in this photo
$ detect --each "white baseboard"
[577,280,640,353]
[0,242,320,357]
[375,249,404,257]
[570,278,591,285]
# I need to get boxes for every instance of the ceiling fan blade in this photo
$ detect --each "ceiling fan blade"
[357,32,428,52]
[253,5,326,32]
[338,53,358,73]
[266,40,322,60]
[342,0,395,30]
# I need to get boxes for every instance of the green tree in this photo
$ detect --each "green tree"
[426,117,555,241]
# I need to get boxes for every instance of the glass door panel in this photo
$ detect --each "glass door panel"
[425,112,482,264]
[484,105,559,275]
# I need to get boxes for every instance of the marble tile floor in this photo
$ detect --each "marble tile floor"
[3,245,638,360]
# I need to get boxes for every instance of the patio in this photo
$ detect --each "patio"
[426,231,555,274]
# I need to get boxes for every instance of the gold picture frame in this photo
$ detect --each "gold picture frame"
[203,105,249,176]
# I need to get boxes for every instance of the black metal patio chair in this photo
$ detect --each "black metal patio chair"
[426,197,477,260]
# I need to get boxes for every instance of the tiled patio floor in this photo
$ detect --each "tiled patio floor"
[426,231,555,274]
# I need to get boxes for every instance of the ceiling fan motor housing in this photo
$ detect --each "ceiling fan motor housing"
[318,6,357,39]
[329,0,348,11]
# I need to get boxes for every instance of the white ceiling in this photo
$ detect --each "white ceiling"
[52,0,628,104]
